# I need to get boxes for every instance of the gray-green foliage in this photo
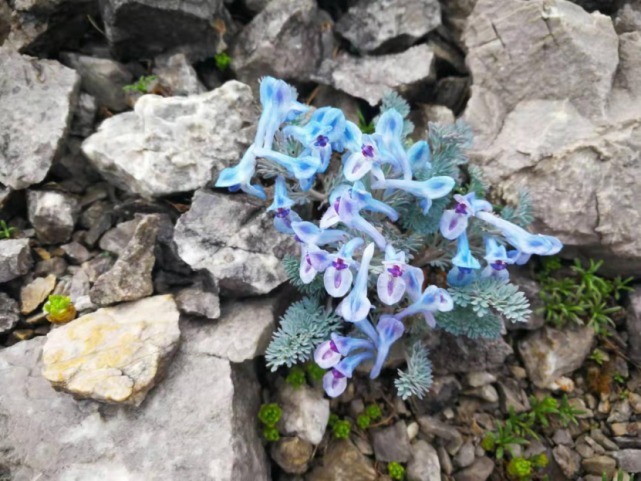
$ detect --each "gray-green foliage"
[282,254,325,297]
[450,278,532,324]
[395,341,433,400]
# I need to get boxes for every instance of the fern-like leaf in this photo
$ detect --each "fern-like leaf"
[437,306,503,339]
[500,190,534,228]
[395,341,433,400]
[449,279,531,324]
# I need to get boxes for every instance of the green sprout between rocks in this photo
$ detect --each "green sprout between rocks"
[0,220,16,239]
[539,258,632,336]
[357,109,375,134]
[614,373,626,385]
[506,457,533,480]
[263,426,280,442]
[306,362,325,382]
[589,348,609,366]
[388,461,406,480]
[356,413,371,430]
[258,403,282,442]
[123,75,158,94]
[43,295,76,324]
[214,52,231,71]
[328,415,351,440]
[365,403,382,421]
[285,365,306,388]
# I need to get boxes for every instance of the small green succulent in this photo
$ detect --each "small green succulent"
[365,403,382,421]
[388,461,405,480]
[506,457,533,480]
[43,295,76,324]
[356,413,371,430]
[306,362,325,382]
[258,403,282,427]
[286,366,306,388]
[214,52,231,71]
[331,419,351,440]
[263,426,280,442]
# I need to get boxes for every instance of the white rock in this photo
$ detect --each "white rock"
[27,190,80,245]
[278,384,330,445]
[0,239,33,284]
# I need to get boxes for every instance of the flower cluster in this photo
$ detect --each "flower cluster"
[216,77,562,399]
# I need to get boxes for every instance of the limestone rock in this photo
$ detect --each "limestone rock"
[90,215,159,306]
[372,421,412,462]
[27,190,80,245]
[614,450,641,473]
[553,445,581,478]
[99,218,140,255]
[81,81,256,198]
[628,287,641,363]
[20,274,56,315]
[175,283,221,320]
[315,44,436,106]
[407,440,441,481]
[278,384,330,445]
[0,293,20,335]
[518,326,594,389]
[0,318,269,480]
[0,48,80,190]
[271,437,314,475]
[42,295,180,405]
[174,189,294,296]
[307,439,377,481]
[153,52,205,96]
[0,239,33,284]
[231,0,334,84]
[336,0,441,53]
[429,331,513,374]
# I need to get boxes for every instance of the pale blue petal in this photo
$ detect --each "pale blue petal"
[343,151,371,181]
[447,266,477,287]
[335,351,374,378]
[324,267,353,298]
[407,140,431,171]
[267,175,294,211]
[452,232,481,269]
[323,370,348,398]
[330,333,375,356]
[314,340,341,369]
[370,315,405,379]
[375,109,404,144]
[402,266,424,303]
[439,209,469,240]
[377,272,406,305]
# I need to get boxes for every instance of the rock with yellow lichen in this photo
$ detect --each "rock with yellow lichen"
[42,294,180,405]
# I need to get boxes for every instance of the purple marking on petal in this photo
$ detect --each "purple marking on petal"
[331,369,345,380]
[332,258,348,271]
[305,254,313,266]
[361,144,374,158]
[387,265,403,277]
[333,197,341,211]
[329,340,338,353]
[294,235,302,243]
[454,202,468,215]
[275,207,290,218]
[387,277,395,297]
[448,216,460,231]
[491,260,508,271]
[315,135,329,147]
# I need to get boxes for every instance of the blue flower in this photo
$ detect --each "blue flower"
[307,238,365,297]
[376,245,425,305]
[369,314,405,379]
[372,176,455,214]
[254,147,322,190]
[215,148,266,200]
[267,176,301,234]
[397,285,454,328]
[314,333,374,369]
[374,109,413,180]
[447,232,480,287]
[440,192,493,240]
[322,350,373,398]
[336,243,375,322]
[292,221,348,246]
[480,236,513,283]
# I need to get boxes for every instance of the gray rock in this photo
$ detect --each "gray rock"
[614,450,641,473]
[99,218,140,255]
[407,440,441,481]
[441,0,477,43]
[464,371,496,388]
[307,439,377,481]
[55,268,94,312]
[174,189,294,296]
[0,239,33,283]
[416,375,461,414]
[315,44,436,106]
[27,190,80,245]
[582,455,617,478]
[278,384,330,445]
[454,456,494,481]
[99,0,232,61]
[175,283,221,320]
[90,215,159,305]
[82,81,256,198]
[0,293,20,335]
[553,445,581,478]
[615,2,641,34]
[372,421,412,463]
[468,385,499,403]
[186,298,277,362]
[464,0,618,119]
[552,429,573,446]
[61,241,92,264]
[242,0,271,14]
[231,0,333,84]
[20,274,56,315]
[507,269,545,331]
[418,416,464,455]
[34,257,68,278]
[60,52,132,112]
[518,326,594,389]
[628,287,641,362]
[153,52,205,96]
[271,437,314,475]
[336,0,441,53]
[454,441,476,469]
[0,48,80,190]
[497,379,529,414]
[69,92,98,138]
[0,319,269,480]
[429,331,513,374]
[608,399,632,424]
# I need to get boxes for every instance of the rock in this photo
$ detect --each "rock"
[27,190,80,245]
[56,268,94,312]
[0,48,80,190]
[372,421,412,462]
[175,283,221,320]
[99,218,139,255]
[407,440,441,481]
[418,416,464,455]
[307,439,377,481]
[20,274,56,315]
[553,445,581,478]
[61,241,91,264]
[90,215,159,305]
[454,456,494,481]
[0,293,20,335]
[615,2,641,34]
[614,450,641,473]
[464,0,618,119]
[174,189,294,296]
[42,295,180,405]
[34,257,68,278]
[336,0,441,53]
[0,239,33,283]
[608,399,632,423]
[496,379,529,414]
[591,429,619,451]
[185,298,277,362]
[60,52,132,112]
[429,331,513,374]
[628,287,641,362]
[553,429,573,446]
[278,384,330,445]
[469,385,499,403]
[507,269,545,331]
[315,44,436,106]
[69,92,98,138]
[582,455,617,478]
[464,371,497,388]
[82,81,256,198]
[416,375,462,414]
[99,0,232,61]
[0,317,269,480]
[518,326,594,389]
[454,441,476,469]
[441,0,477,43]
[271,437,314,475]
[153,52,205,96]
[231,0,333,84]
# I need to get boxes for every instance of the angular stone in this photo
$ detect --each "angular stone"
[418,416,464,455]
[186,298,276,362]
[231,0,333,84]
[90,215,159,306]
[0,239,33,284]
[582,455,617,478]
[271,437,314,475]
[518,326,594,389]
[69,92,98,138]
[372,421,412,462]
[307,439,377,481]
[315,44,436,106]
[429,331,513,374]
[336,0,441,53]
[153,52,205,96]
[407,440,441,481]
[615,2,641,34]
[99,0,231,62]
[0,48,79,190]
[628,287,641,363]
[0,292,20,335]
[0,318,269,480]
[454,456,494,481]
[20,274,56,315]
[278,384,330,445]
[464,0,618,119]
[175,283,221,320]
[99,218,140,255]
[60,241,91,265]
[60,52,133,111]
[82,81,256,198]
[553,445,581,478]
[27,190,80,245]
[174,189,294,296]
[42,295,180,405]
[614,450,641,473]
